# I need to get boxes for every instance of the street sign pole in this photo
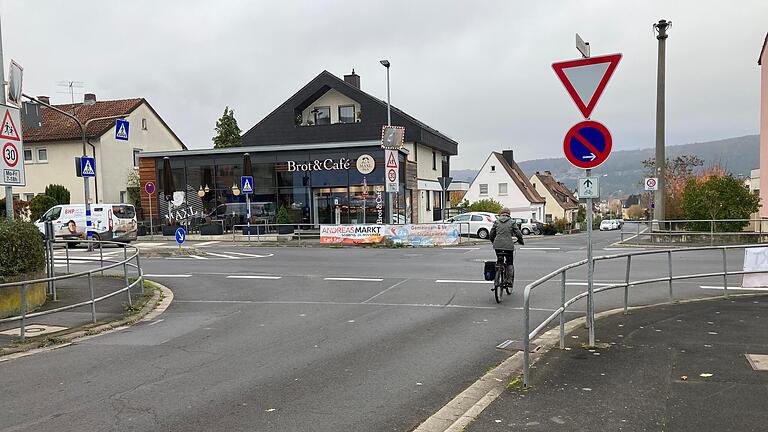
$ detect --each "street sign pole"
[585,168,595,345]
[0,18,12,222]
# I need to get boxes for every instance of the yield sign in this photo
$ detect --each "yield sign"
[552,53,621,118]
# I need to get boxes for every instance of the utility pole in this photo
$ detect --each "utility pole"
[653,19,670,221]
[0,16,12,221]
[380,59,393,223]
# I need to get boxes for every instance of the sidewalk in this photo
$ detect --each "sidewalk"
[468,295,768,432]
[0,276,142,349]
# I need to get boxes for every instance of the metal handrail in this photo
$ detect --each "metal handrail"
[0,239,143,340]
[522,243,766,387]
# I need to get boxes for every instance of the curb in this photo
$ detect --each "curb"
[412,292,768,432]
[0,280,173,361]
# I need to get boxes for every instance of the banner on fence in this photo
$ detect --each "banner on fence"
[742,247,768,288]
[320,225,386,244]
[386,224,460,246]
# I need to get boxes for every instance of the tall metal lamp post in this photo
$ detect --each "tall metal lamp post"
[380,59,394,223]
[653,19,671,222]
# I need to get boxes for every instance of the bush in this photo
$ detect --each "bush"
[276,205,290,224]
[45,184,70,205]
[0,220,45,281]
[541,224,558,235]
[553,217,567,233]
[467,199,503,213]
[29,195,57,221]
[0,198,30,220]
[682,175,760,232]
[592,215,603,230]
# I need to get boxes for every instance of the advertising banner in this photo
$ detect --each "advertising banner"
[320,225,386,244]
[386,224,460,246]
[742,247,768,288]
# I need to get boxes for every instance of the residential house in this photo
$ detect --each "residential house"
[621,194,641,219]
[139,70,458,225]
[529,171,579,224]
[447,180,470,205]
[463,150,545,221]
[20,94,185,204]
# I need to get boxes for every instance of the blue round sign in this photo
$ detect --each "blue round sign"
[175,227,186,245]
[563,120,612,169]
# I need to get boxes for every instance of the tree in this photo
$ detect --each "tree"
[0,198,30,220]
[626,204,645,220]
[467,199,503,213]
[576,204,586,223]
[29,195,57,221]
[126,169,142,212]
[642,155,704,219]
[682,174,759,232]
[212,106,242,149]
[45,184,70,205]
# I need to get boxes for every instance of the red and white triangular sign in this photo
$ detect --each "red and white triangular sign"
[552,53,622,118]
[386,151,398,168]
[0,109,20,140]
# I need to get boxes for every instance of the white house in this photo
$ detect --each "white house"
[19,94,185,204]
[463,150,545,221]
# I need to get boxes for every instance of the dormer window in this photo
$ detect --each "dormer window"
[339,105,355,123]
[312,106,330,125]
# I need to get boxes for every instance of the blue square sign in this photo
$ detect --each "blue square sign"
[241,176,253,194]
[80,157,96,177]
[115,119,129,141]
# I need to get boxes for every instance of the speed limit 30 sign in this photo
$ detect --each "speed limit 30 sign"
[0,105,25,187]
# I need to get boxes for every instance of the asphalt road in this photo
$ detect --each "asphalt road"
[0,229,751,431]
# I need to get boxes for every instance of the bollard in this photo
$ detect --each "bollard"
[88,272,96,323]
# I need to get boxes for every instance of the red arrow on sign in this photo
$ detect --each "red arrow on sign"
[552,53,622,119]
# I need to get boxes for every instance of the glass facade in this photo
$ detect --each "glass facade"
[153,146,407,228]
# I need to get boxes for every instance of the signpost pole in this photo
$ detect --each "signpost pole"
[585,168,595,346]
[0,18,12,222]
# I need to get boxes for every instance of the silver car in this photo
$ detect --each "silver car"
[443,212,496,239]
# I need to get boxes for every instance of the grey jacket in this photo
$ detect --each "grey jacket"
[489,215,524,250]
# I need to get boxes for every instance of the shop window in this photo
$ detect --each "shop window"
[498,183,508,195]
[313,106,330,125]
[479,184,488,195]
[338,105,355,123]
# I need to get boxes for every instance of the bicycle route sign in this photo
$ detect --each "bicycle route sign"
[0,104,25,186]
[563,120,612,169]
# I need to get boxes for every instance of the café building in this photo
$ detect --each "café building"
[138,70,458,227]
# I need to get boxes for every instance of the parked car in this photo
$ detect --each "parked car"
[512,217,544,235]
[600,219,619,231]
[36,204,138,242]
[443,212,496,239]
[612,218,624,228]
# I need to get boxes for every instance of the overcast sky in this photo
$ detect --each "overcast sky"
[2,0,765,169]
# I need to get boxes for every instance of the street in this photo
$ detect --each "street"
[0,228,751,431]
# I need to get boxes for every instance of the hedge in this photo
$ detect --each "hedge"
[0,220,46,281]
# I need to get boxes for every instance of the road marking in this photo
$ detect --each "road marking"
[174,299,498,310]
[143,274,191,278]
[520,247,561,250]
[436,279,493,284]
[205,252,241,259]
[700,285,768,291]
[195,241,221,246]
[443,247,480,251]
[147,319,165,326]
[226,275,283,280]
[189,254,208,260]
[223,251,275,258]
[362,279,409,303]
[324,277,383,282]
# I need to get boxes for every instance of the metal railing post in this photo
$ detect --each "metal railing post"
[124,244,131,306]
[99,242,104,276]
[710,220,714,246]
[667,250,673,300]
[624,255,632,314]
[20,283,27,342]
[88,272,96,323]
[65,241,70,274]
[523,286,531,387]
[559,270,566,349]
[722,247,729,298]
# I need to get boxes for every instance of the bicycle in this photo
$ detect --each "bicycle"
[493,250,515,303]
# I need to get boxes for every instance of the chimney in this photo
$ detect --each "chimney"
[84,93,96,105]
[545,170,552,175]
[344,69,360,89]
[37,95,50,105]
[502,150,514,166]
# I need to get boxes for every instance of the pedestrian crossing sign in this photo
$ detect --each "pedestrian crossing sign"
[115,119,129,141]
[241,175,253,194]
[81,157,96,177]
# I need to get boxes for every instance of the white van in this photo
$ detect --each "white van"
[36,204,138,242]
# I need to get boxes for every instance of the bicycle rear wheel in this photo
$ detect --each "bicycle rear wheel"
[494,266,505,303]
[505,264,514,295]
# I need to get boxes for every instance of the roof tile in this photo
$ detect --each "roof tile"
[23,98,144,142]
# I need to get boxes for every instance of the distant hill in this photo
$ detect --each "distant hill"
[451,135,759,198]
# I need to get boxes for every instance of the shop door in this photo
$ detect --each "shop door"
[312,188,349,225]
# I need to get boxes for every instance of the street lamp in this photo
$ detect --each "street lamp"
[380,60,391,126]
[653,19,671,222]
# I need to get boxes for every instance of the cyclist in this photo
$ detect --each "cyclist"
[489,208,524,289]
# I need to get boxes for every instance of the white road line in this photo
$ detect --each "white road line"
[143,274,192,278]
[195,241,221,246]
[443,247,480,251]
[362,279,409,303]
[147,319,165,326]
[436,280,493,284]
[189,254,208,260]
[173,299,579,312]
[223,252,274,258]
[700,285,768,291]
[604,248,646,251]
[324,277,383,282]
[520,247,561,250]
[226,275,283,280]
[205,252,241,259]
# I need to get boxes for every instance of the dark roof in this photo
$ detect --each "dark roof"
[760,32,768,65]
[493,152,544,204]
[623,194,641,208]
[533,172,579,210]
[23,98,187,149]
[241,70,458,155]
